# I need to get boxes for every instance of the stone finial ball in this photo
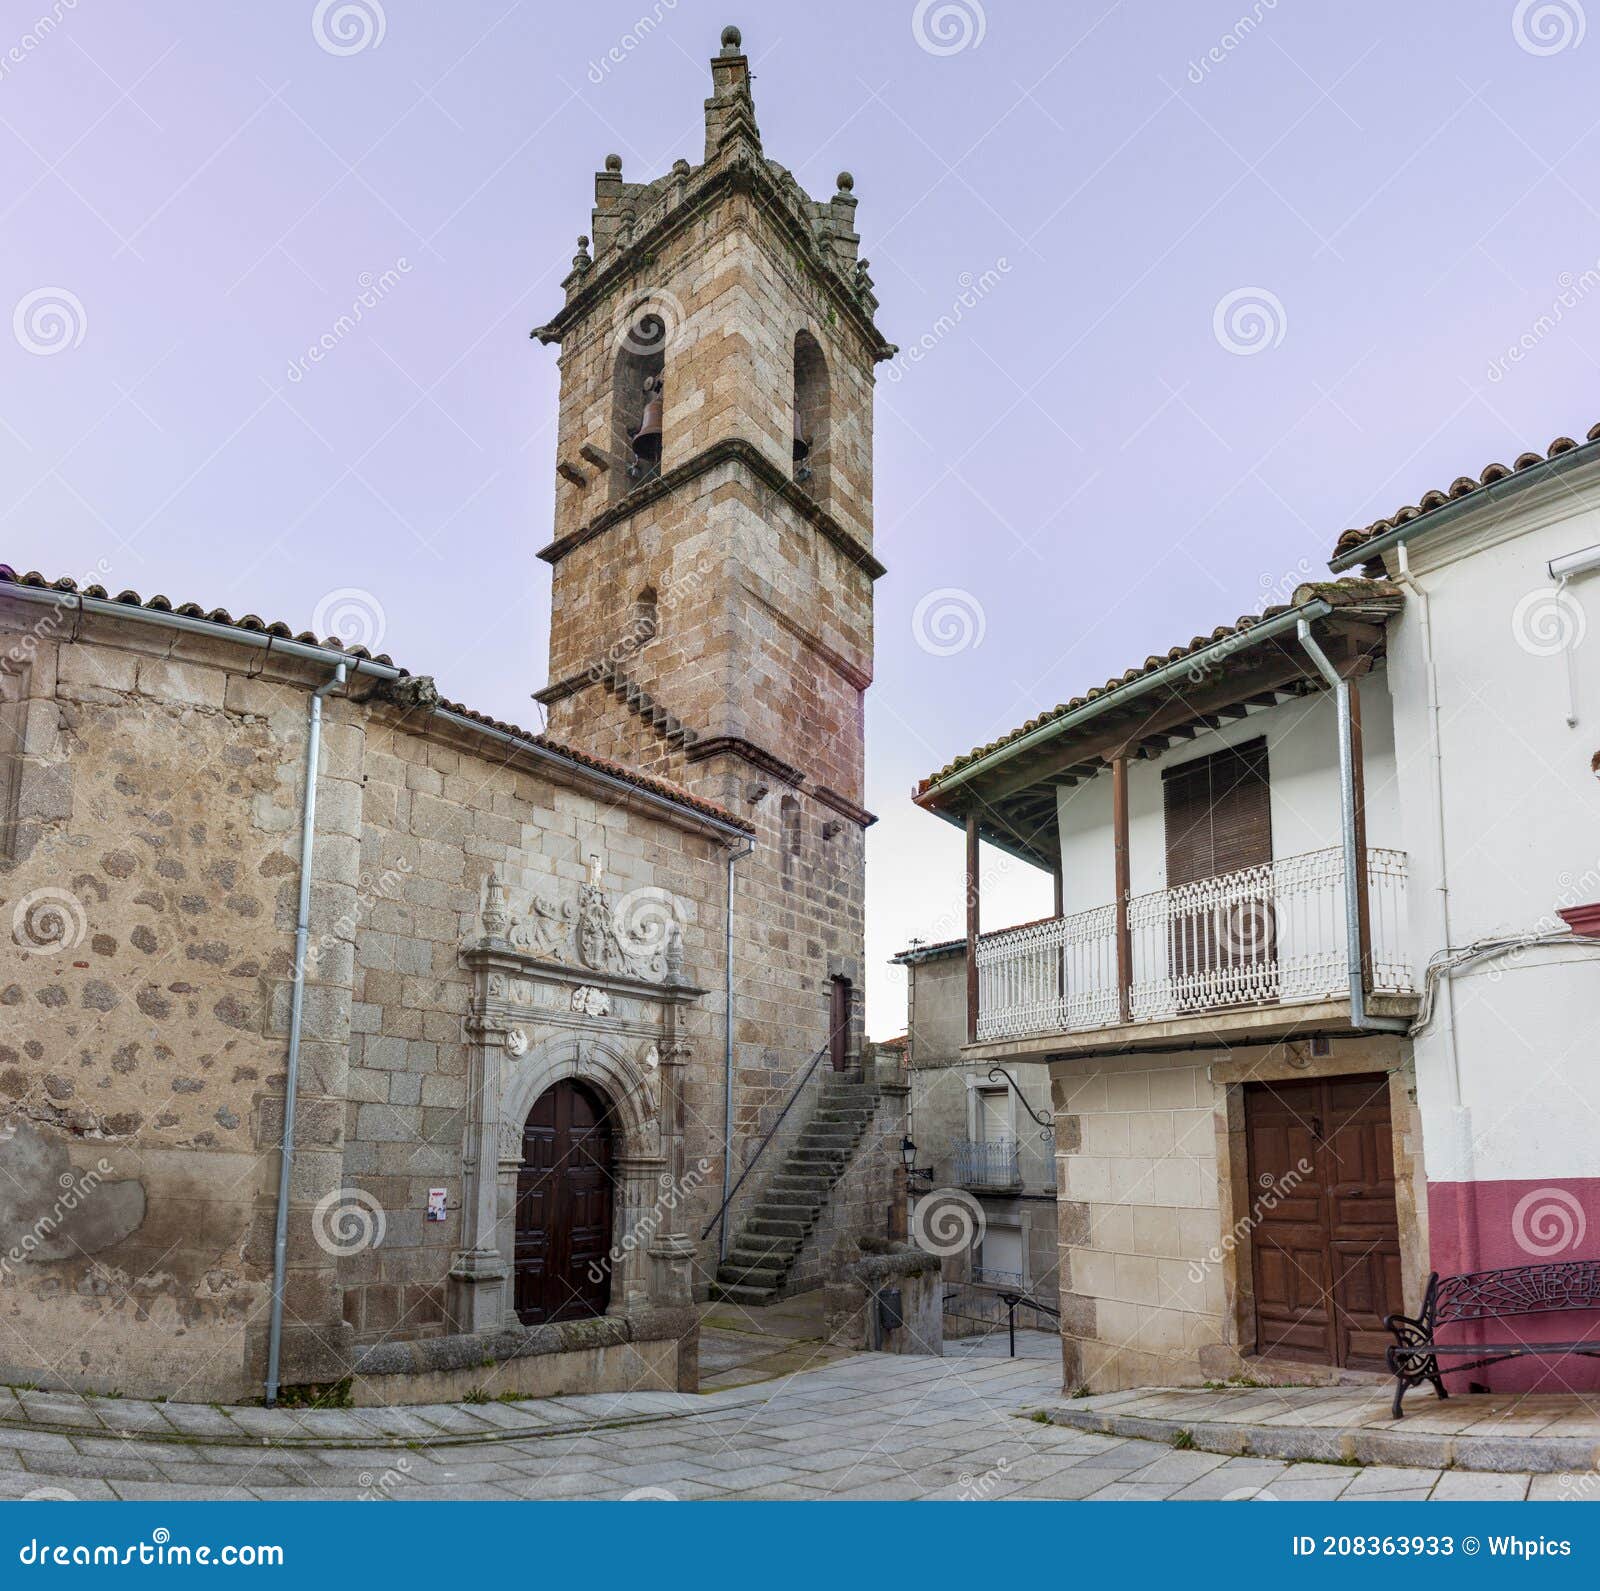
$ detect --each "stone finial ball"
[604,153,622,172]
[721,25,742,50]
[577,235,590,248]
[836,171,854,193]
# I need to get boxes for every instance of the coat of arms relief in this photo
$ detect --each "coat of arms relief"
[477,855,687,987]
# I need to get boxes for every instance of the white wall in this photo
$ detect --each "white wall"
[1053,668,1400,914]
[1381,475,1600,1184]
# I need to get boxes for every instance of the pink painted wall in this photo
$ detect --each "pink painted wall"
[1425,1179,1600,1394]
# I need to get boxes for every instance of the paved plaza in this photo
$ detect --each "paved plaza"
[0,1331,1590,1502]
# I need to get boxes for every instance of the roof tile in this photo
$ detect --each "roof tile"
[0,566,750,833]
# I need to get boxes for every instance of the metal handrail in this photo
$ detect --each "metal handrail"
[700,1039,831,1243]
[997,1289,1060,1359]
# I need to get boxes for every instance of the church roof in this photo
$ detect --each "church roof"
[0,566,754,835]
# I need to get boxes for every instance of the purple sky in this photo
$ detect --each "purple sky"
[7,0,1600,1035]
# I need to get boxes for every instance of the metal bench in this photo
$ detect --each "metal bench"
[1385,1261,1600,1418]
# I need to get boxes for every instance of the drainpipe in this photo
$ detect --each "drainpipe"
[1295,621,1409,1036]
[264,661,347,1406]
[1391,546,1476,1275]
[720,837,754,1264]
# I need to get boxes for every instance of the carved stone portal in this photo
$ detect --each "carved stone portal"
[450,871,705,1338]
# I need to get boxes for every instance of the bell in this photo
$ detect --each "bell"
[630,375,663,468]
[792,407,811,464]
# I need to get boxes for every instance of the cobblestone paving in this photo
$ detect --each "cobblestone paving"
[0,1336,1582,1501]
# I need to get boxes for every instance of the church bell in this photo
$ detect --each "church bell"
[629,374,664,472]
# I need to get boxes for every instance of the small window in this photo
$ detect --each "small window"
[976,1086,1009,1144]
[975,1225,1024,1287]
[627,586,658,654]
[781,794,801,857]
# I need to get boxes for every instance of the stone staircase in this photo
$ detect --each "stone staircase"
[595,660,698,750]
[710,1073,880,1307]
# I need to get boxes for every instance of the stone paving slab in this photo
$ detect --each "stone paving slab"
[1049,1384,1600,1474]
[0,1332,1579,1500]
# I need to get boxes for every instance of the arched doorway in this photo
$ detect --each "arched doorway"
[514,1079,616,1325]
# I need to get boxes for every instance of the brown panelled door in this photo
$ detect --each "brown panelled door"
[514,1080,615,1326]
[1244,1074,1403,1371]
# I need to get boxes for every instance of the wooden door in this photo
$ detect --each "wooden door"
[1163,739,1276,1008]
[514,1080,615,1325]
[1245,1073,1401,1371]
[828,976,852,1072]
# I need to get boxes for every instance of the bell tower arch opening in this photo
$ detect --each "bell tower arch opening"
[792,328,830,498]
[612,307,668,498]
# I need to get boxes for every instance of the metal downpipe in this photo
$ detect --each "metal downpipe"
[1295,621,1409,1035]
[720,838,754,1264]
[264,662,347,1405]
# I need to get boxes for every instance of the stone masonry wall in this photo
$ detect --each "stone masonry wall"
[0,610,740,1399]
[547,193,878,552]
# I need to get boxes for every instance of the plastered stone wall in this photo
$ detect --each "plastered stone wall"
[0,621,331,1400]
[0,613,742,1399]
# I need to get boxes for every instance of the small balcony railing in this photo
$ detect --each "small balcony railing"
[952,1136,1023,1188]
[974,845,1411,1043]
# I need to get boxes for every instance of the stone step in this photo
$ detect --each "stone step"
[746,1217,810,1240]
[769,1173,830,1192]
[758,1185,827,1206]
[716,1260,788,1288]
[708,1281,780,1306]
[727,1236,801,1262]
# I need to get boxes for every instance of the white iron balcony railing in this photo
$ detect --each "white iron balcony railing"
[974,846,1411,1043]
[952,1136,1023,1188]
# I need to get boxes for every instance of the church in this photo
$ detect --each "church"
[0,26,898,1404]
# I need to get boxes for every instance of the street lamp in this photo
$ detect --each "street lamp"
[899,1135,935,1185]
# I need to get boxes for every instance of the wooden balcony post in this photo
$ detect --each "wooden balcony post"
[1053,859,1065,1003]
[1112,753,1132,1023]
[965,812,980,1043]
[1349,679,1373,992]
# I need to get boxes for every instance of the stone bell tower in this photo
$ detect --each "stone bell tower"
[532,25,893,1283]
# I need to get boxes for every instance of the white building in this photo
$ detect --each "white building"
[906,421,1600,1396]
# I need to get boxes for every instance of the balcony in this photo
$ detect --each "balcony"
[952,1136,1022,1189]
[974,846,1412,1044]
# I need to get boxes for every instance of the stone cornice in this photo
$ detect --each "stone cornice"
[812,785,878,829]
[464,940,706,1006]
[532,153,894,366]
[535,435,887,582]
[683,734,804,787]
